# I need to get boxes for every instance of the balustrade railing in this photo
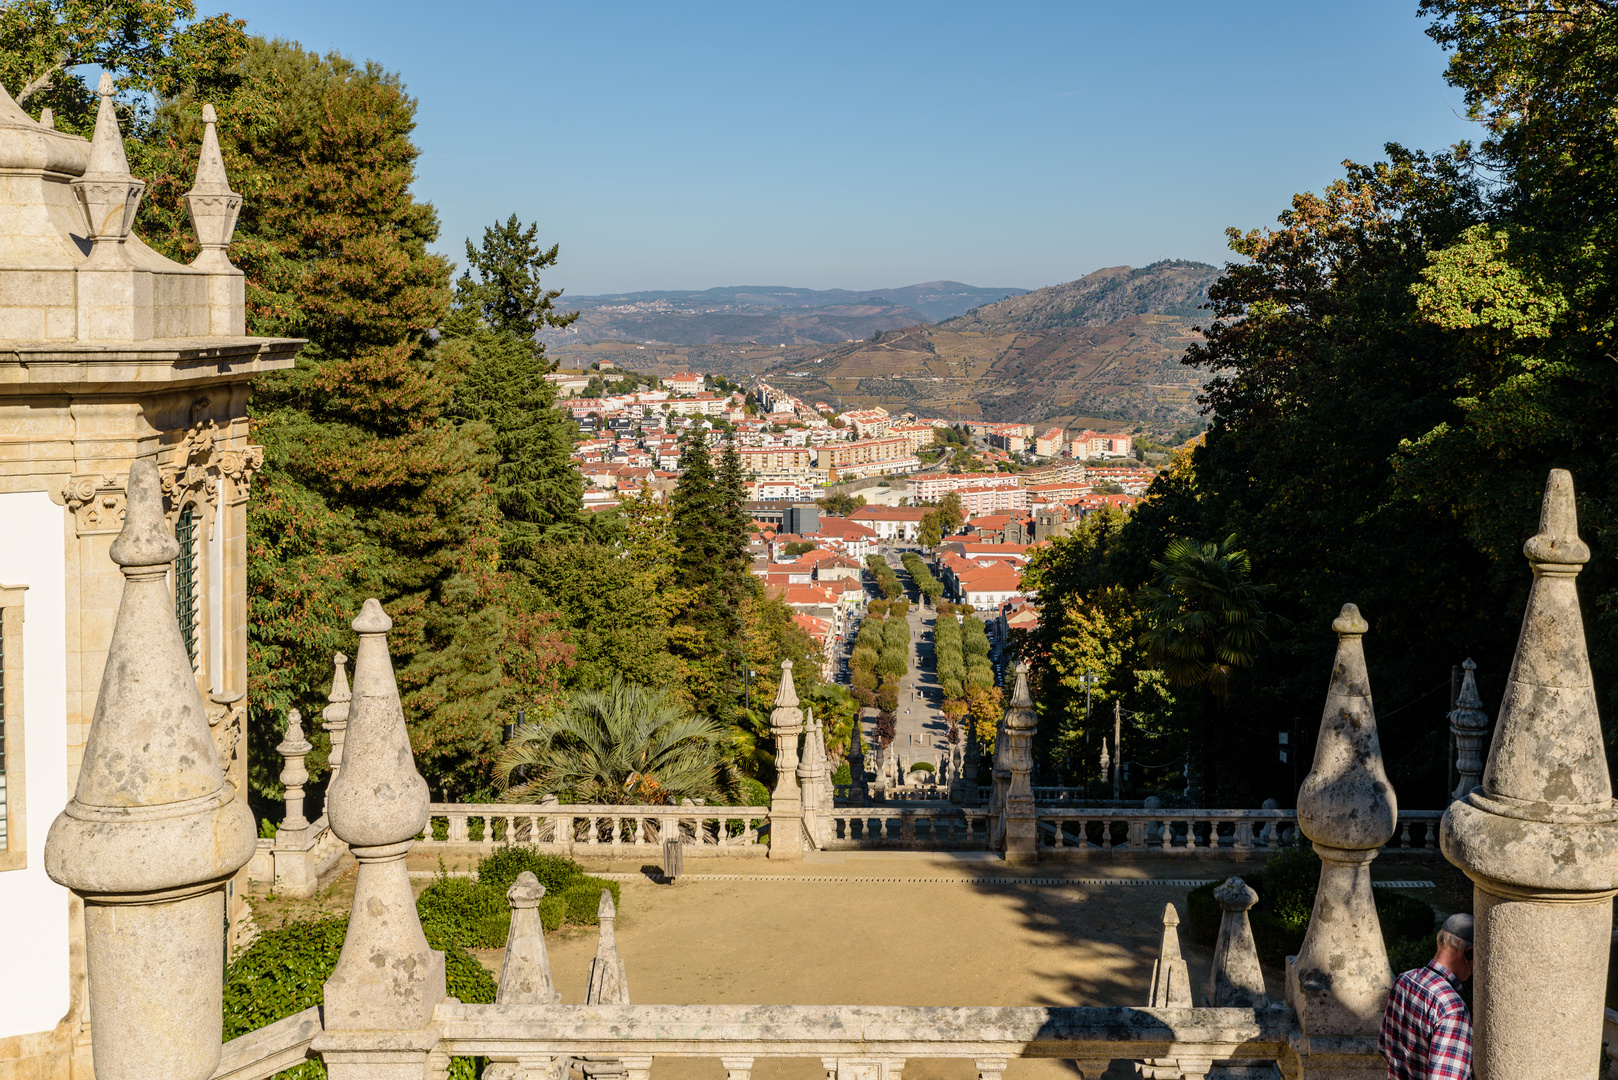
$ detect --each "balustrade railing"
[824,806,987,849]
[1034,808,1443,855]
[421,803,771,857]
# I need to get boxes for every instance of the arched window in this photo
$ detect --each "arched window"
[174,506,199,669]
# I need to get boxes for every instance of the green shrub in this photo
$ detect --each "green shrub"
[909,761,935,773]
[258,817,279,840]
[562,877,621,924]
[540,893,568,931]
[417,876,509,949]
[224,916,494,1080]
[733,777,770,807]
[477,847,587,897]
[832,762,852,785]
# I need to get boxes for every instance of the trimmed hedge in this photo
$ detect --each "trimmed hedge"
[1186,846,1437,968]
[415,848,623,948]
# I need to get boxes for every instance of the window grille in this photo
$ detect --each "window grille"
[175,507,199,668]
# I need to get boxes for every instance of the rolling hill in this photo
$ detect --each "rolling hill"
[754,261,1221,426]
[540,281,1030,347]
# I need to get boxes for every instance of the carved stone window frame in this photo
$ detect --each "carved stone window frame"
[0,583,27,872]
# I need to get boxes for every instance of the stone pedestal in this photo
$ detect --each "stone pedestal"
[314,599,445,1079]
[767,661,804,860]
[1284,603,1395,1077]
[1002,664,1037,864]
[1442,471,1618,1080]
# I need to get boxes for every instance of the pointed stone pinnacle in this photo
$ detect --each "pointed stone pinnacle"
[189,101,232,195]
[774,660,799,707]
[83,72,132,179]
[201,103,217,124]
[1161,901,1180,930]
[1010,662,1033,709]
[598,888,616,921]
[1523,468,1589,571]
[109,460,178,571]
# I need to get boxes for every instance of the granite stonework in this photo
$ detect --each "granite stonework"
[43,462,255,1080]
[1208,878,1267,1009]
[0,65,299,1080]
[1282,604,1397,1079]
[1001,663,1038,864]
[767,662,805,859]
[1442,470,1618,1080]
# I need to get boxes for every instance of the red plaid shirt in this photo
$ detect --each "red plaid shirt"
[1379,961,1472,1080]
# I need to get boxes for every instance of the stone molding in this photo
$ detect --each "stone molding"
[62,472,127,536]
[161,411,264,520]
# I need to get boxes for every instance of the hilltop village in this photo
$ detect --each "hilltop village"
[557,366,1156,680]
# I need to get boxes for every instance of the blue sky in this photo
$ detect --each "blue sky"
[216,1,1480,296]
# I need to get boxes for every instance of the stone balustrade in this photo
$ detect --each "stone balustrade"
[418,803,770,858]
[1036,808,1443,856]
[44,466,1611,1080]
[824,807,989,849]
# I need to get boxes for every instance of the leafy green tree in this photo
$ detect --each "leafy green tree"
[495,678,728,804]
[817,492,866,516]
[784,541,818,557]
[455,214,576,342]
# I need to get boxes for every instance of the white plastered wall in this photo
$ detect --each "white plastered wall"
[0,491,70,1039]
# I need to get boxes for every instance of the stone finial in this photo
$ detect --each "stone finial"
[497,872,559,1004]
[326,599,427,847]
[1147,903,1192,1008]
[40,106,53,128]
[1448,659,1490,802]
[1207,877,1267,1007]
[1002,662,1038,863]
[44,459,255,1080]
[585,890,630,1005]
[1295,603,1396,851]
[768,660,805,860]
[1441,470,1618,1080]
[73,71,145,263]
[322,651,351,778]
[1286,603,1395,1037]
[318,597,444,1033]
[276,708,312,833]
[184,101,241,270]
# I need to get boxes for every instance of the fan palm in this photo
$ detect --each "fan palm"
[495,678,727,804]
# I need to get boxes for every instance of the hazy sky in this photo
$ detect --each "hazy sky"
[216,1,1480,296]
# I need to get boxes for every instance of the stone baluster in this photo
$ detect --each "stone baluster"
[44,461,256,1080]
[322,652,351,780]
[312,599,444,1079]
[1233,819,1253,852]
[1443,470,1618,1080]
[1207,877,1267,1007]
[276,709,312,837]
[586,891,630,1004]
[498,871,559,1004]
[1258,798,1279,847]
[1286,603,1396,1073]
[1448,657,1489,802]
[768,661,805,859]
[1002,663,1038,864]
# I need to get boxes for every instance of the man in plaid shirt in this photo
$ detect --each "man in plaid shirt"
[1379,914,1475,1080]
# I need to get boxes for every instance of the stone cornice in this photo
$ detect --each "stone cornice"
[0,336,303,391]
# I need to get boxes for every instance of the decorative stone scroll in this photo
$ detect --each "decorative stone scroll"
[62,473,127,535]
[160,412,265,519]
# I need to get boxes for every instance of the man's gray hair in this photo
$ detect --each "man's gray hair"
[1437,912,1474,952]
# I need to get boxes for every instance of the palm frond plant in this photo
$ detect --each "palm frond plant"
[495,678,727,805]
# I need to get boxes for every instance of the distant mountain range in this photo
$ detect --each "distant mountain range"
[540,281,1029,347]
[756,261,1222,426]
[546,261,1223,430]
